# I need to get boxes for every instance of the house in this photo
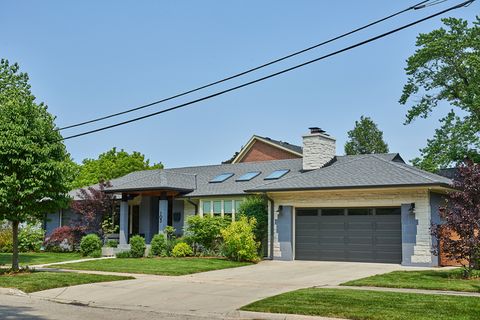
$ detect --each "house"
[45,128,452,267]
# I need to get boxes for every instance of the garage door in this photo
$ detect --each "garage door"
[295,207,401,263]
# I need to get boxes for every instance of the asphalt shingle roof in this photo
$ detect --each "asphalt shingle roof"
[103,153,451,197]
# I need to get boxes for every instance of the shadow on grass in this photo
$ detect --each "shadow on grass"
[0,304,46,319]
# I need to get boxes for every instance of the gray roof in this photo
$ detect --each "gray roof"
[248,154,452,192]
[106,158,303,197]
[102,153,451,197]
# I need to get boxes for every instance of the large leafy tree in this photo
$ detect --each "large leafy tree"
[431,160,480,278]
[344,116,389,155]
[400,17,480,172]
[0,59,72,270]
[72,147,163,188]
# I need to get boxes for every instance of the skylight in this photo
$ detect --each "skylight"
[210,173,234,183]
[264,169,290,180]
[236,171,261,182]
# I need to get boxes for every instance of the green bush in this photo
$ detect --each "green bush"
[171,242,193,257]
[129,235,146,258]
[237,196,268,254]
[116,250,131,258]
[0,227,13,253]
[150,234,167,256]
[18,225,44,252]
[80,234,102,257]
[106,239,118,248]
[185,215,230,253]
[221,216,259,262]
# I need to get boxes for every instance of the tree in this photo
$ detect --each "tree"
[72,147,163,188]
[237,196,268,254]
[0,59,72,270]
[431,160,480,278]
[344,116,389,155]
[71,181,116,239]
[400,17,480,171]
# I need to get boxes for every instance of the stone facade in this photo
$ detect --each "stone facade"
[302,132,336,170]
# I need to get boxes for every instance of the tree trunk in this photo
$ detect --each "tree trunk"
[12,220,20,271]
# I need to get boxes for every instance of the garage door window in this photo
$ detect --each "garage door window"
[297,209,318,216]
[347,208,373,216]
[376,207,401,215]
[321,209,344,216]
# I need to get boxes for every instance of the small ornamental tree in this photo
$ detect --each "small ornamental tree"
[431,160,480,278]
[0,59,72,270]
[71,181,115,238]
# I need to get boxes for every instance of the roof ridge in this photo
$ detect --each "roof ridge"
[370,154,440,183]
[108,170,165,189]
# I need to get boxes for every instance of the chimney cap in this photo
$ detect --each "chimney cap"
[309,127,326,134]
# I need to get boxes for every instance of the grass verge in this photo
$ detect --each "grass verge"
[0,252,83,266]
[0,270,133,293]
[241,288,480,320]
[342,269,480,292]
[48,257,251,276]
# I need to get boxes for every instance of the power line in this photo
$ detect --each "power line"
[62,0,474,141]
[59,0,433,131]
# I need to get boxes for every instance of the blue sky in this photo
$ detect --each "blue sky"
[1,1,477,167]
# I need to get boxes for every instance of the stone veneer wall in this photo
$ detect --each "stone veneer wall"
[270,188,436,266]
[302,133,336,170]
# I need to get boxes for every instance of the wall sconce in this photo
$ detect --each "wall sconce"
[409,203,415,215]
[277,205,284,215]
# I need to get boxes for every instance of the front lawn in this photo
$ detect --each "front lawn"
[342,269,480,293]
[0,270,133,293]
[0,252,83,266]
[48,257,251,276]
[241,288,480,320]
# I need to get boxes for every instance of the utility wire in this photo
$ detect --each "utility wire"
[59,0,433,131]
[62,0,474,141]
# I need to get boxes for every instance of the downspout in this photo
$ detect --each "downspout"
[264,193,274,260]
[186,198,199,215]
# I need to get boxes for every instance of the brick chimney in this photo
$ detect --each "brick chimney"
[302,127,336,171]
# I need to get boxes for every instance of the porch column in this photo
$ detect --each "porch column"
[159,193,168,233]
[119,200,129,246]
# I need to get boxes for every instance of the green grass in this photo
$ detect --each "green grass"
[0,252,83,266]
[0,270,133,293]
[48,257,251,276]
[241,288,480,320]
[342,269,480,293]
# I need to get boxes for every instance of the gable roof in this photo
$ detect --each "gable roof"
[228,135,302,164]
[248,153,452,192]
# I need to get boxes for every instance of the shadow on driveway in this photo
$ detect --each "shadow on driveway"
[0,304,46,320]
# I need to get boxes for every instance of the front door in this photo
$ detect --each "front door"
[128,205,140,240]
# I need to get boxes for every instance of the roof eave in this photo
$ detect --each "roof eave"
[105,186,194,194]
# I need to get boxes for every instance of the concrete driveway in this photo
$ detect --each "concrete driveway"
[31,261,407,319]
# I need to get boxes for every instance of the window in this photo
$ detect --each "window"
[213,201,222,216]
[347,208,373,216]
[321,208,345,216]
[236,171,261,181]
[264,169,290,180]
[235,200,243,212]
[202,201,211,215]
[224,200,233,214]
[210,173,234,183]
[297,209,318,216]
[376,207,401,215]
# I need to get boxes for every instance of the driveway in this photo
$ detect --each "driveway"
[30,261,409,319]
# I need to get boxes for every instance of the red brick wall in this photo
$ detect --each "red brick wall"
[239,140,301,163]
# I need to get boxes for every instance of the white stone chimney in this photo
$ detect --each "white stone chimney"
[302,127,336,171]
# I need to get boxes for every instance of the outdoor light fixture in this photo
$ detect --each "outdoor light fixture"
[277,205,284,214]
[409,203,416,215]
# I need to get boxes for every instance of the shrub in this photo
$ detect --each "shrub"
[0,227,13,253]
[171,242,193,257]
[116,250,131,258]
[150,234,167,256]
[129,235,146,258]
[105,239,118,248]
[18,225,44,252]
[80,234,103,257]
[185,215,230,253]
[237,196,268,254]
[221,216,259,262]
[44,226,84,252]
